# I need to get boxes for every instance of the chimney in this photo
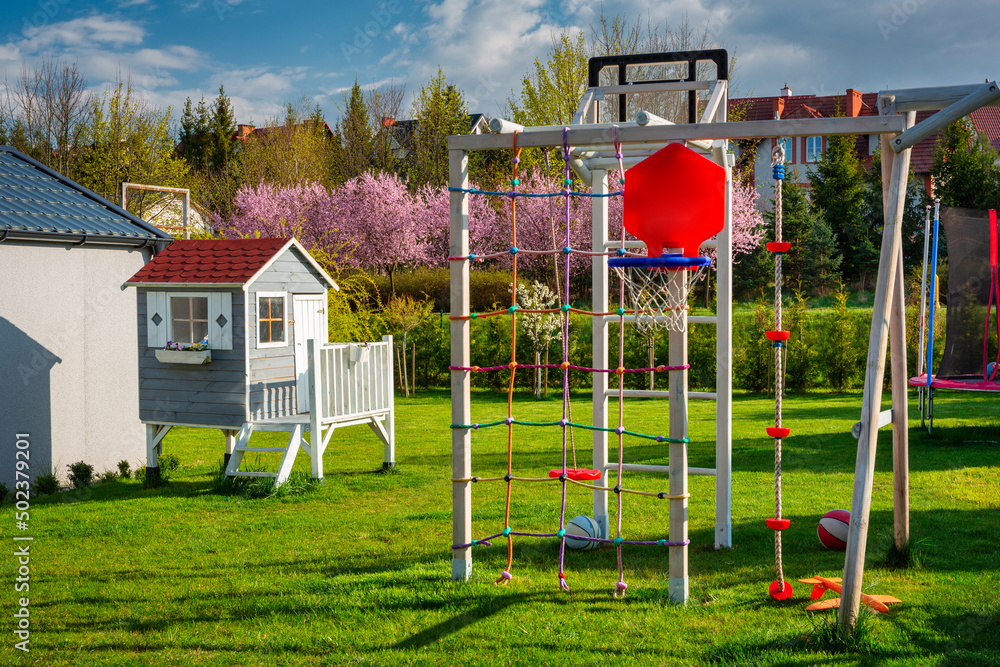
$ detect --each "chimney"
[771,97,786,119]
[382,117,395,127]
[779,84,792,98]
[846,88,863,117]
[237,124,255,138]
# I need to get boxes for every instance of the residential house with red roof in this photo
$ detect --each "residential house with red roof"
[729,86,1000,206]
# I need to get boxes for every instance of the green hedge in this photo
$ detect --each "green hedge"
[390,302,946,394]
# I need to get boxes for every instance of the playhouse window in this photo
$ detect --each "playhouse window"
[258,293,286,346]
[171,296,209,346]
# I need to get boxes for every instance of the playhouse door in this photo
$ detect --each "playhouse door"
[293,294,328,413]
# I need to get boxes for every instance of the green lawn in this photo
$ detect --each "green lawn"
[5,389,999,666]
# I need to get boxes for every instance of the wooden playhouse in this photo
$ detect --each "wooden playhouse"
[124,237,395,483]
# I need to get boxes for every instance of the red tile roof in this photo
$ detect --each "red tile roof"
[729,92,880,122]
[730,89,1000,176]
[906,107,1000,175]
[126,238,292,284]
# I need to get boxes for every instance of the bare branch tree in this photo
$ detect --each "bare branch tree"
[3,58,90,173]
[365,80,405,173]
[588,10,731,124]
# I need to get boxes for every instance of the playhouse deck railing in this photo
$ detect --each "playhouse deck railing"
[307,335,395,474]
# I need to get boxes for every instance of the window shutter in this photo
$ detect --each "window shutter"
[146,291,167,348]
[208,292,233,350]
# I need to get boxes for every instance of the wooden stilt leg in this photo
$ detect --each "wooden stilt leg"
[890,244,910,550]
[839,104,914,634]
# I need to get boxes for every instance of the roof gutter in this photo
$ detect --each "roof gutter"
[0,228,172,250]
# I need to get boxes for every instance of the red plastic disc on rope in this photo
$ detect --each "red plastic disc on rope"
[769,580,794,600]
[765,518,791,530]
[766,242,791,253]
[765,330,791,341]
[548,468,602,481]
[767,427,791,438]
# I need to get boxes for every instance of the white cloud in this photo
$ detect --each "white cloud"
[133,46,204,72]
[20,14,145,51]
[404,0,580,115]
[212,66,308,101]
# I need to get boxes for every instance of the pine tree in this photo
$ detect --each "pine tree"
[411,67,468,188]
[808,133,867,284]
[766,176,827,289]
[930,118,1000,210]
[803,210,843,294]
[209,84,237,172]
[334,80,373,181]
[861,147,925,274]
[178,96,213,170]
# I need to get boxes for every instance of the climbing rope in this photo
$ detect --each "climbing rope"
[767,137,792,600]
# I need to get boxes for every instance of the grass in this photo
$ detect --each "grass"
[4,389,999,666]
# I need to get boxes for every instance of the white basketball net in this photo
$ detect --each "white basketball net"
[613,264,708,333]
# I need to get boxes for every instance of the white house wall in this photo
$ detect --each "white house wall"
[0,243,152,488]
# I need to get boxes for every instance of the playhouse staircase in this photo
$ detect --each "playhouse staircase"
[224,422,309,486]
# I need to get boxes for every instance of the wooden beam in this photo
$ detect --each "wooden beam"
[839,111,915,635]
[449,115,905,150]
[699,80,727,125]
[591,170,611,540]
[450,148,473,581]
[571,88,597,125]
[888,82,1000,152]
[598,81,713,94]
[884,81,1000,112]
[668,269,689,604]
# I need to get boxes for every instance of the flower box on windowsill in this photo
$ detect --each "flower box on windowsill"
[155,349,212,365]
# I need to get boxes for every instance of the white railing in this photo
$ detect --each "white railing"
[313,336,393,422]
[307,335,395,476]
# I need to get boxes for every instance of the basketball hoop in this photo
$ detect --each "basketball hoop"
[610,254,712,332]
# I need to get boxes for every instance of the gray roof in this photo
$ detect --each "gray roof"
[0,146,172,245]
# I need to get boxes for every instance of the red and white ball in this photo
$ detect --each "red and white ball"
[817,509,850,551]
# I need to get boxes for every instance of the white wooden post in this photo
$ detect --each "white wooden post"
[450,148,473,581]
[669,270,690,604]
[382,334,396,469]
[222,429,236,467]
[308,338,324,481]
[591,169,610,539]
[145,424,170,480]
[839,105,914,633]
[716,150,734,549]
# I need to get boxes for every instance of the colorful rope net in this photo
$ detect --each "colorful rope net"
[449,128,690,597]
[765,138,793,601]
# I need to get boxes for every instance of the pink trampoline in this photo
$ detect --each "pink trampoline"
[911,206,999,432]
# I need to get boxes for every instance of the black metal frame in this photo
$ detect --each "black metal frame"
[587,49,729,124]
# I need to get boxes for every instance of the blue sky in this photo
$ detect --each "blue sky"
[2,0,998,130]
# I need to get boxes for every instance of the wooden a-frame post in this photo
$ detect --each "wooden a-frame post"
[838,98,915,633]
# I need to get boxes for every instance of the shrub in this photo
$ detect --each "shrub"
[0,482,8,504]
[100,470,118,483]
[822,284,862,390]
[67,461,94,490]
[34,473,59,495]
[732,295,772,393]
[158,453,180,472]
[117,460,132,480]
